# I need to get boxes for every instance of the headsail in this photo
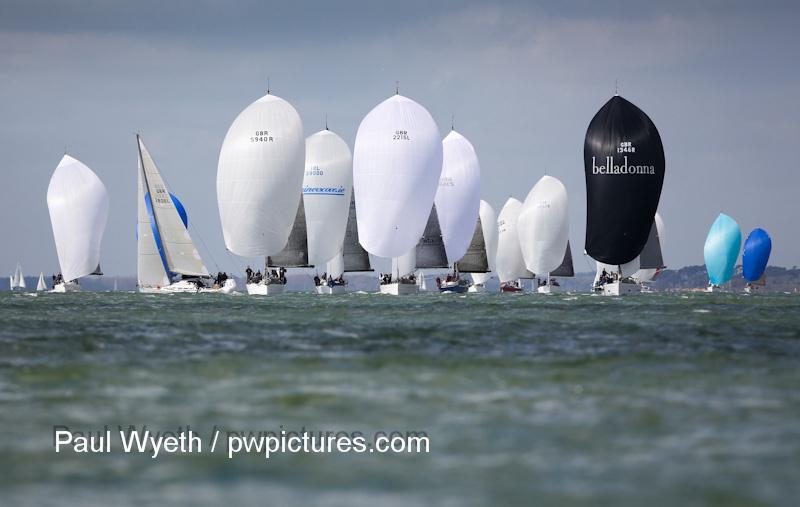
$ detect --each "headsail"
[703,213,742,286]
[584,95,665,269]
[342,194,372,272]
[217,93,305,257]
[267,196,311,267]
[742,228,771,282]
[455,217,489,273]
[415,205,449,269]
[47,155,109,282]
[36,272,46,291]
[138,136,209,279]
[435,130,481,264]
[353,94,442,258]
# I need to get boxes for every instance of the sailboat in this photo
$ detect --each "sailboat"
[47,155,109,292]
[742,228,771,293]
[632,212,666,290]
[136,136,231,293]
[319,194,374,294]
[352,93,442,296]
[434,129,481,294]
[584,95,666,296]
[703,213,742,292]
[10,263,26,291]
[217,91,305,296]
[496,198,534,292]
[517,176,571,295]
[36,272,47,292]
[302,128,354,295]
[467,200,498,293]
[409,204,450,292]
[263,196,312,293]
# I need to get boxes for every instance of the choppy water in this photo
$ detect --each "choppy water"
[1,291,799,506]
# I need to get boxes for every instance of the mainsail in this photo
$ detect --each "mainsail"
[703,213,742,286]
[342,194,372,272]
[633,212,666,282]
[352,94,442,258]
[217,93,305,257]
[550,242,574,277]
[496,198,534,283]
[584,95,665,270]
[415,205,449,269]
[137,135,209,286]
[303,129,352,266]
[435,130,481,264]
[12,263,26,289]
[267,196,311,267]
[518,175,570,276]
[455,217,489,273]
[471,200,499,285]
[742,228,771,283]
[47,155,109,282]
[36,272,47,291]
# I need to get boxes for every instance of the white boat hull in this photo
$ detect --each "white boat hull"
[315,285,346,295]
[140,279,236,294]
[51,281,81,293]
[467,284,487,293]
[601,281,641,296]
[379,283,419,295]
[246,282,285,296]
[537,284,560,295]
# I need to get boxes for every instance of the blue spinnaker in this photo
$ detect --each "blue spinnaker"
[742,228,771,282]
[703,213,741,286]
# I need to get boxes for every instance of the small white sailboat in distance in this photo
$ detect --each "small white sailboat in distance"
[10,263,26,291]
[137,135,234,293]
[47,155,109,293]
[216,91,305,296]
[496,198,533,292]
[353,93,442,295]
[36,272,47,292]
[517,176,570,295]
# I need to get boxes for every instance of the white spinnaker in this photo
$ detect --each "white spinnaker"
[633,212,665,282]
[353,94,442,258]
[518,176,569,275]
[472,200,498,285]
[46,155,109,282]
[217,93,305,257]
[435,130,481,264]
[495,198,531,283]
[137,142,170,288]
[138,137,209,277]
[304,129,353,266]
[326,250,345,278]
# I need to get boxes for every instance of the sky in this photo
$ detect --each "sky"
[1,0,799,277]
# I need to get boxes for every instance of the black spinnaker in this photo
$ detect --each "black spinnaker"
[583,95,665,265]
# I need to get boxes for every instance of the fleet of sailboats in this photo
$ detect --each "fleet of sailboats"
[9,85,782,297]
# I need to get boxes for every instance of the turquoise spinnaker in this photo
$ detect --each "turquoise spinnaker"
[703,213,742,286]
[742,228,772,282]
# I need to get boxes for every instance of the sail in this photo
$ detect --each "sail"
[435,130,481,264]
[46,155,109,282]
[455,218,489,273]
[742,228,771,282]
[137,141,170,289]
[518,176,570,275]
[342,194,372,272]
[353,94,443,258]
[496,198,534,283]
[303,129,352,266]
[394,248,417,278]
[703,213,742,286]
[415,205,449,269]
[217,93,305,257]
[326,251,345,278]
[138,136,209,278]
[267,197,311,267]
[14,263,26,289]
[472,200,499,285]
[584,95,665,266]
[633,212,666,282]
[550,242,574,277]
[36,272,46,291]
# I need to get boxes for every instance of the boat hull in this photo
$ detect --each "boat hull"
[51,281,80,293]
[537,284,560,295]
[500,284,523,293]
[246,283,285,296]
[139,279,236,294]
[439,283,468,294]
[315,285,346,295]
[379,283,419,295]
[467,284,487,293]
[600,281,640,296]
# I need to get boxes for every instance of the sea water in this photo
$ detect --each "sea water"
[1,291,799,506]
